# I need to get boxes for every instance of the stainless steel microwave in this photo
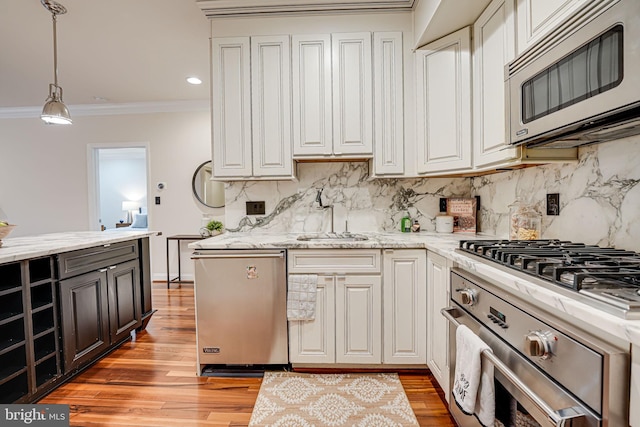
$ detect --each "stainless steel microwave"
[506,0,640,148]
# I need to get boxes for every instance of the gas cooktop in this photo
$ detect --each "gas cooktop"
[459,239,640,316]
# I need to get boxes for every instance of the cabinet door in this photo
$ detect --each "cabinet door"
[107,260,141,344]
[332,32,373,156]
[426,251,451,401]
[251,35,293,178]
[416,27,472,174]
[292,34,333,157]
[335,275,381,364]
[59,271,109,373]
[383,250,426,364]
[373,32,404,175]
[211,37,252,178]
[516,0,594,55]
[473,0,518,168]
[288,275,335,364]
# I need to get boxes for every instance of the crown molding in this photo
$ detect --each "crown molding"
[197,0,415,17]
[0,99,210,119]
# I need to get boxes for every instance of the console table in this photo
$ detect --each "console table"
[166,234,204,288]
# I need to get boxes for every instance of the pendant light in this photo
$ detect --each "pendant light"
[41,0,72,125]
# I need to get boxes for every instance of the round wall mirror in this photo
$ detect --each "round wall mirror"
[192,161,225,208]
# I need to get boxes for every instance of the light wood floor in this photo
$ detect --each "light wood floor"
[40,283,457,426]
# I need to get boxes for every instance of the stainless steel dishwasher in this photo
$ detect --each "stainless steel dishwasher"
[192,250,288,374]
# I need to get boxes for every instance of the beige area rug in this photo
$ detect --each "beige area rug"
[249,372,420,426]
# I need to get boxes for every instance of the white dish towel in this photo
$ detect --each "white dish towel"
[286,274,318,321]
[453,324,495,427]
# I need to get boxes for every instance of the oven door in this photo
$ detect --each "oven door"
[442,307,600,427]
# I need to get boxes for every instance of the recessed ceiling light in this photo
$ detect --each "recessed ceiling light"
[186,77,202,85]
[93,96,109,102]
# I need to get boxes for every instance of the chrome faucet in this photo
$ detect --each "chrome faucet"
[315,189,334,234]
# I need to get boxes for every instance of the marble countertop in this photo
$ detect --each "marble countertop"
[0,230,157,264]
[191,231,640,348]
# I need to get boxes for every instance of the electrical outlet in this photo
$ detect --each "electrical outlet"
[546,193,560,215]
[246,201,265,215]
[439,198,448,213]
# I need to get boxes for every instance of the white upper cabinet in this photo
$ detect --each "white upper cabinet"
[373,32,405,176]
[415,27,472,174]
[292,32,375,159]
[292,34,333,157]
[211,37,252,178]
[472,0,518,168]
[251,35,293,177]
[516,0,595,55]
[211,35,293,179]
[332,33,373,157]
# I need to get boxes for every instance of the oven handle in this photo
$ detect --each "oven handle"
[441,307,588,427]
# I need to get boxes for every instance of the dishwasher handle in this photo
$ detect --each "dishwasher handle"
[441,307,588,427]
[192,252,284,259]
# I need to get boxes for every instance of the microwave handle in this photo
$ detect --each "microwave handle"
[441,307,588,427]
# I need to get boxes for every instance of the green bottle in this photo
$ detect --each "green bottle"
[401,213,411,232]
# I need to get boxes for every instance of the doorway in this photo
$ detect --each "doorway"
[87,144,149,231]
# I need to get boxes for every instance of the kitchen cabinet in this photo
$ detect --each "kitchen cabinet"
[472,0,578,170]
[373,32,405,176]
[415,27,472,174]
[212,36,294,179]
[58,240,142,373]
[382,249,426,364]
[292,32,374,159]
[426,251,452,401]
[472,0,518,168]
[0,257,60,403]
[288,249,382,365]
[515,0,596,56]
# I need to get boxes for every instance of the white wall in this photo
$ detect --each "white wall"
[0,110,223,281]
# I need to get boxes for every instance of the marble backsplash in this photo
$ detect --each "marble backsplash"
[224,136,640,252]
[224,162,470,233]
[471,135,640,252]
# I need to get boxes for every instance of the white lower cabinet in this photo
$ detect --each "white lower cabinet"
[288,250,382,365]
[426,251,452,401]
[382,249,426,364]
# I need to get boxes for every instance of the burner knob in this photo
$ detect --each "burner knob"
[459,289,477,306]
[525,331,555,359]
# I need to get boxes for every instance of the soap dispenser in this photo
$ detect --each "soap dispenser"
[401,212,411,233]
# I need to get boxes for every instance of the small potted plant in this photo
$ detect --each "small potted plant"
[206,220,224,237]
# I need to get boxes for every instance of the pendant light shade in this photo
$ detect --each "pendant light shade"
[41,0,72,125]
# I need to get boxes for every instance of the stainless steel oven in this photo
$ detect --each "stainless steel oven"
[442,268,629,427]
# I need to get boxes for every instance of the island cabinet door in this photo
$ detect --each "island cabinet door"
[107,260,142,344]
[59,270,110,373]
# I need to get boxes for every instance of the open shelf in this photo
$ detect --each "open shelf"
[0,345,27,381]
[29,257,53,284]
[34,332,57,362]
[0,291,24,323]
[0,371,28,403]
[31,283,54,311]
[32,307,55,337]
[0,263,21,293]
[35,353,59,388]
[0,320,26,354]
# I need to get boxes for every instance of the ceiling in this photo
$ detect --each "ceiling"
[0,0,212,110]
[0,0,416,114]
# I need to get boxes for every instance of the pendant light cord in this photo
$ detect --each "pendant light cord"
[52,13,59,88]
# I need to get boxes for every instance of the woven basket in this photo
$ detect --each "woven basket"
[0,224,16,240]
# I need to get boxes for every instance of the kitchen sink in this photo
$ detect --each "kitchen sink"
[296,233,369,242]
